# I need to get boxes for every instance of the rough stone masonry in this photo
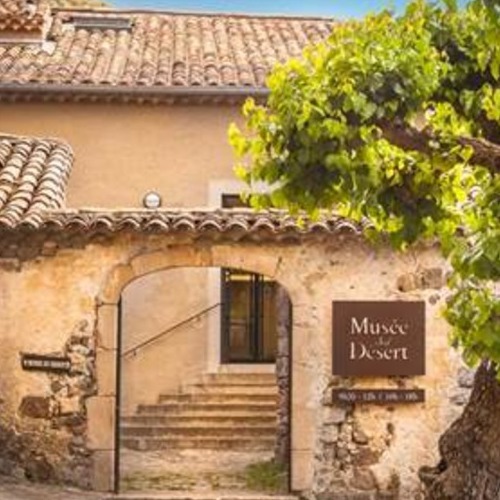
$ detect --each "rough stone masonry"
[0,229,471,497]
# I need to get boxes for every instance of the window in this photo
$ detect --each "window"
[70,16,133,32]
[221,193,246,209]
[220,194,278,363]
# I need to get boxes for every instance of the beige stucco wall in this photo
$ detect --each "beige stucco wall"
[0,102,469,497]
[121,267,214,414]
[0,102,242,208]
[1,101,252,407]
[0,233,466,497]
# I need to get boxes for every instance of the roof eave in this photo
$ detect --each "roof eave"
[0,83,271,104]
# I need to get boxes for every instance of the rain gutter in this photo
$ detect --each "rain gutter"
[0,83,271,103]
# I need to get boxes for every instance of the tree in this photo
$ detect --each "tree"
[229,1,499,497]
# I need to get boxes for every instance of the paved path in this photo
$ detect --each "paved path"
[0,476,298,500]
[0,475,100,500]
[120,449,274,492]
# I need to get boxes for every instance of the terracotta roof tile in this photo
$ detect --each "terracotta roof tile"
[0,134,73,227]
[0,10,334,90]
[0,0,49,33]
[5,208,364,241]
[0,135,362,239]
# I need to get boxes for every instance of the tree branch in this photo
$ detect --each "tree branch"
[379,121,500,174]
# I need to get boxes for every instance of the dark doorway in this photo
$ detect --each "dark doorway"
[221,269,278,363]
[220,194,278,364]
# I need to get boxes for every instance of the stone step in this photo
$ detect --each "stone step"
[186,383,278,395]
[121,436,275,451]
[199,373,277,386]
[121,414,277,426]
[158,393,277,404]
[121,424,276,438]
[137,402,277,414]
[131,409,277,418]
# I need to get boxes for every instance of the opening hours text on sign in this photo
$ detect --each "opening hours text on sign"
[332,389,425,404]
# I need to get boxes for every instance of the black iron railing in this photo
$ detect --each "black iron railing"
[121,302,221,358]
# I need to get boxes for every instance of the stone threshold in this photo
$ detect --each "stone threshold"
[105,493,299,500]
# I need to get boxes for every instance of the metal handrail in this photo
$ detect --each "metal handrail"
[122,302,221,358]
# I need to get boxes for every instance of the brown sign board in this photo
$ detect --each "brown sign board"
[333,301,425,376]
[21,353,71,373]
[332,389,425,404]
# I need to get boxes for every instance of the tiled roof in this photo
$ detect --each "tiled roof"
[1,207,363,240]
[0,134,73,227]
[0,9,333,93]
[0,0,49,32]
[50,0,107,7]
[0,134,362,243]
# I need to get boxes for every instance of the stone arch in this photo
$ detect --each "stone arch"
[98,245,301,306]
[90,243,311,492]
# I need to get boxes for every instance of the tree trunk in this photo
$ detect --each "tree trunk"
[420,361,500,499]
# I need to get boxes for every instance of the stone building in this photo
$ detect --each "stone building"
[0,1,471,498]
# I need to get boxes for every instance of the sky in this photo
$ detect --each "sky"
[111,0,417,18]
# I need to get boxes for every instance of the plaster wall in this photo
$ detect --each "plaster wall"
[0,234,466,498]
[0,101,251,392]
[121,267,213,414]
[0,102,242,208]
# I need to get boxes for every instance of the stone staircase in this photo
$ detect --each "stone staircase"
[121,373,278,452]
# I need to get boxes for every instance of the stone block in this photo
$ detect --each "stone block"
[421,267,444,289]
[291,449,314,492]
[58,396,81,415]
[99,264,135,304]
[351,467,377,491]
[91,450,114,492]
[95,348,117,396]
[86,396,115,450]
[130,251,170,277]
[352,426,369,445]
[352,447,380,466]
[19,396,51,419]
[212,245,280,277]
[329,407,347,425]
[24,455,54,482]
[396,273,418,292]
[97,304,118,350]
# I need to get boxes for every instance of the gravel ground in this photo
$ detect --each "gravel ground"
[0,450,280,499]
[120,449,274,492]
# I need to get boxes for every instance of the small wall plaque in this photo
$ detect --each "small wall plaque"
[333,301,425,376]
[332,388,425,404]
[21,353,71,373]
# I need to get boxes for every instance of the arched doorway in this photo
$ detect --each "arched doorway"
[111,260,293,494]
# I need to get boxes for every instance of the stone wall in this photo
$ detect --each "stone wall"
[310,264,471,500]
[0,231,467,496]
[0,318,95,486]
[275,285,292,466]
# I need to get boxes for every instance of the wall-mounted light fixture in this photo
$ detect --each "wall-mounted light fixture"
[142,191,162,209]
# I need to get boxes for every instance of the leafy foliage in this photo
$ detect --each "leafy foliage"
[230,0,499,373]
